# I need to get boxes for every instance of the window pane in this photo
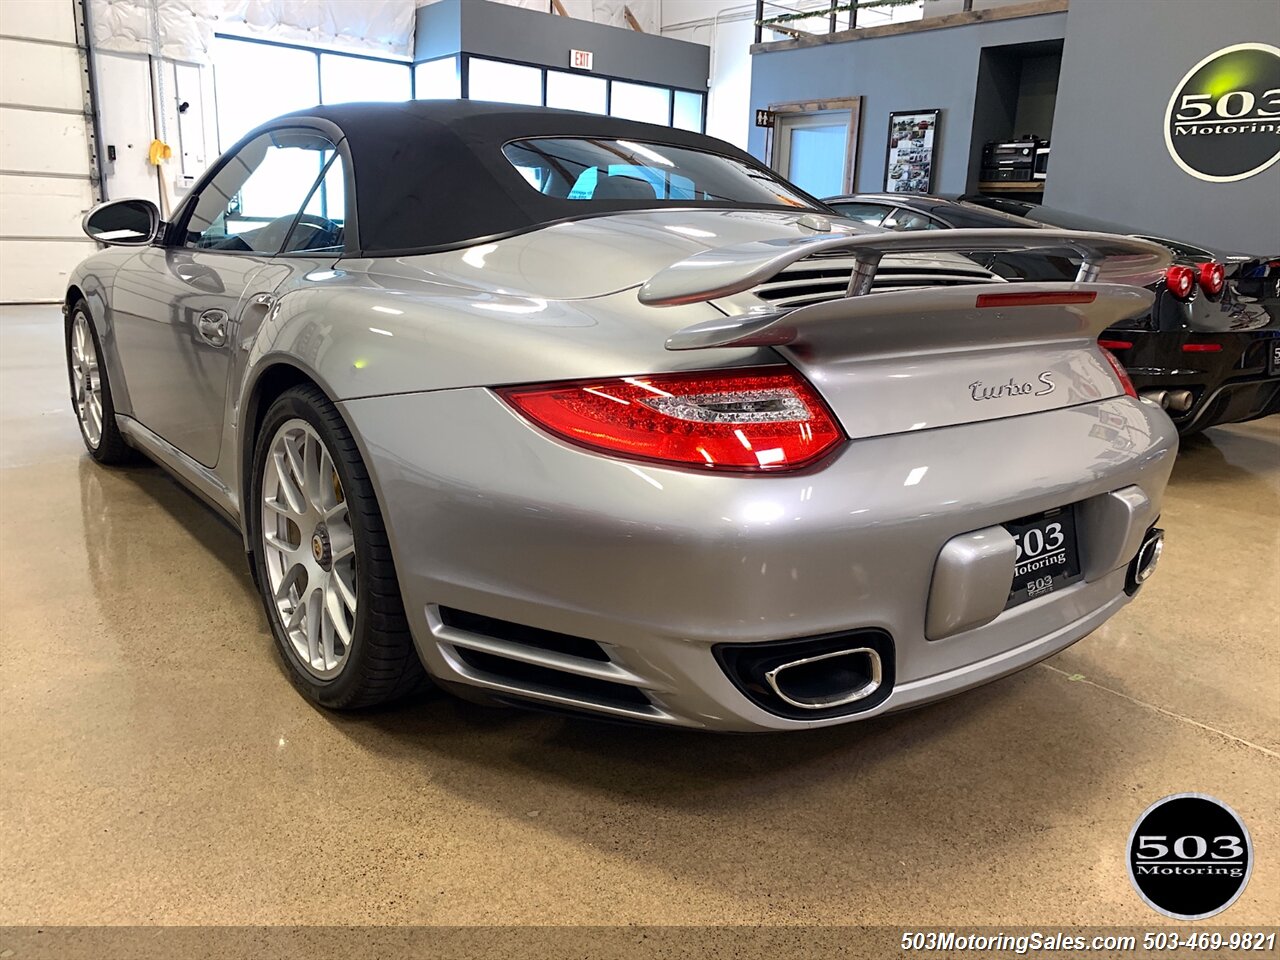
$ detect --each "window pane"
[213,38,320,150]
[503,138,817,209]
[184,131,331,253]
[786,124,846,197]
[468,58,542,106]
[672,90,704,132]
[414,56,459,99]
[546,70,606,114]
[609,82,670,125]
[829,201,888,225]
[320,54,410,104]
[287,152,346,252]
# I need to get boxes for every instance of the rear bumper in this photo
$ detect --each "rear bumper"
[1109,327,1280,433]
[1175,374,1280,432]
[342,390,1178,731]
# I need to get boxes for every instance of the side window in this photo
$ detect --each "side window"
[182,130,334,254]
[829,201,888,225]
[282,151,347,254]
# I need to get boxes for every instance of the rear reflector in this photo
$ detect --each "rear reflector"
[499,366,844,472]
[1181,342,1223,353]
[1100,348,1137,398]
[1098,339,1133,351]
[976,291,1097,308]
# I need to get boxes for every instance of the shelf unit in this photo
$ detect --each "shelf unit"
[975,181,1045,193]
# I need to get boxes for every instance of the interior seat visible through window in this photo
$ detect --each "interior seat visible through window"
[592,174,658,200]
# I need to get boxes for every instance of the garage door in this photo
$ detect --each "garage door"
[0,0,99,303]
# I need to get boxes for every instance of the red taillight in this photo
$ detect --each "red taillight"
[1165,264,1196,300]
[1197,261,1225,296]
[499,367,844,472]
[1098,339,1133,351]
[1100,348,1137,398]
[976,291,1097,308]
[1181,342,1223,353]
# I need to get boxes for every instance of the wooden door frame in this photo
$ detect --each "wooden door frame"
[764,96,863,195]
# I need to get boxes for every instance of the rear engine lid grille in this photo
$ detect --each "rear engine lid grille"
[753,254,1003,309]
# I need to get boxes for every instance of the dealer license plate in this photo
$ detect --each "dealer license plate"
[1269,340,1280,375]
[1003,505,1082,608]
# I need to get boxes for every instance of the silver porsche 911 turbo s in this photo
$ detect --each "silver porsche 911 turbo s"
[67,101,1177,731]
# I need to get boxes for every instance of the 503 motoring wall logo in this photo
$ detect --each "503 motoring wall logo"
[1127,794,1254,920]
[1165,42,1280,182]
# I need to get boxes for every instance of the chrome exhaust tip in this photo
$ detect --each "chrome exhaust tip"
[764,647,883,710]
[1134,529,1164,584]
[1165,389,1194,413]
[1126,526,1164,594]
[1140,389,1170,409]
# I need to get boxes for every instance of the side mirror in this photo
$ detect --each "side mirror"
[83,199,161,246]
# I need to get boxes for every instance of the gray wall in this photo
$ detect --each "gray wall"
[1045,0,1279,253]
[749,0,1278,252]
[748,12,1067,193]
[416,0,709,92]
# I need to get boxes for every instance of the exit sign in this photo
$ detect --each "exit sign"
[570,49,594,70]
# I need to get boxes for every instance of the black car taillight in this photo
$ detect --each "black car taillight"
[1197,261,1225,297]
[1165,265,1196,301]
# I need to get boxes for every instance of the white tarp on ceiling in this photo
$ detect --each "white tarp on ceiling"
[88,0,661,63]
[88,0,417,60]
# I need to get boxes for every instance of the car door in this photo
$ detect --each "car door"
[110,127,341,467]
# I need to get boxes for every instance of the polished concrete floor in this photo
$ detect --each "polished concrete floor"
[1,304,1277,927]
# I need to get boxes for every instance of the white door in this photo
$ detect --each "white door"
[771,102,860,198]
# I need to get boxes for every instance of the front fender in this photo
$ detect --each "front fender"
[68,249,136,415]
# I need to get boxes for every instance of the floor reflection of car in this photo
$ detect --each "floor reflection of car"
[824,193,1280,435]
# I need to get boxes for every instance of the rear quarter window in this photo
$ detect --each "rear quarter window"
[502,137,816,209]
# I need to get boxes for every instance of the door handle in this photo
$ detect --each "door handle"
[196,310,228,347]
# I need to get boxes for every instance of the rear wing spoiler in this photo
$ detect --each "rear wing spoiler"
[660,281,1154,353]
[638,228,1173,309]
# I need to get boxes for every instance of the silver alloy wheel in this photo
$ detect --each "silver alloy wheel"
[70,311,103,448]
[260,418,358,680]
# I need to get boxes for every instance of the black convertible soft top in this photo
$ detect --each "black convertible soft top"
[276,100,804,256]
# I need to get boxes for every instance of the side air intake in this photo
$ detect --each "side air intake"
[428,606,670,721]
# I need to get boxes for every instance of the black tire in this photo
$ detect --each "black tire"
[249,384,428,709]
[65,299,133,464]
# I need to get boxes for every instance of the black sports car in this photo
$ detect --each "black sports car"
[824,193,1280,435]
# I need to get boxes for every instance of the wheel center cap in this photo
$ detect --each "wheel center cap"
[310,525,332,571]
